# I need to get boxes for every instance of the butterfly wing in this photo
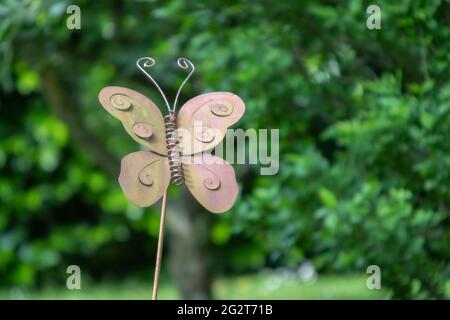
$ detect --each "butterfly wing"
[119,151,170,207]
[177,92,245,155]
[99,86,167,155]
[182,153,239,213]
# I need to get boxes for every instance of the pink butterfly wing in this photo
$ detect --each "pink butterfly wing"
[182,152,239,214]
[177,92,245,156]
[176,92,244,213]
[118,151,170,207]
[98,86,167,155]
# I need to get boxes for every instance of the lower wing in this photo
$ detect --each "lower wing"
[119,151,170,207]
[182,153,239,213]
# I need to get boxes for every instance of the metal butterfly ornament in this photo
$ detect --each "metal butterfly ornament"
[98,57,245,213]
[98,57,245,299]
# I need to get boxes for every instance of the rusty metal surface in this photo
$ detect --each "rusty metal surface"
[118,151,170,207]
[177,92,245,155]
[182,153,239,213]
[98,86,167,155]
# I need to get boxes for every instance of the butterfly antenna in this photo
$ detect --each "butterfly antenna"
[172,58,195,113]
[136,57,171,112]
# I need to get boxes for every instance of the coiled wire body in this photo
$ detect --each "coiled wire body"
[164,113,184,185]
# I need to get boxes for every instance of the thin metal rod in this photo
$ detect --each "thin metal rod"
[152,190,168,300]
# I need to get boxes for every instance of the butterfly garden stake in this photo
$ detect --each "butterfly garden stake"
[98,57,245,299]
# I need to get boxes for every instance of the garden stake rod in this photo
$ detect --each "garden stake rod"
[152,190,167,300]
[98,57,245,299]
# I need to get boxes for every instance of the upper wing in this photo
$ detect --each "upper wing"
[177,92,245,155]
[99,86,167,155]
[182,153,239,213]
[118,151,170,207]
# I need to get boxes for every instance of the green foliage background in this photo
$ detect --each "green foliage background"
[0,0,449,299]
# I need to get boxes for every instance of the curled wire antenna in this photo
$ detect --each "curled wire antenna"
[136,57,171,111]
[136,57,195,114]
[173,58,195,113]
